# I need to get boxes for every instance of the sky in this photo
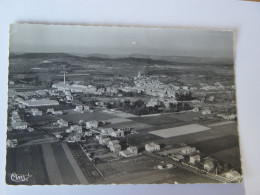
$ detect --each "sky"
[9,24,234,59]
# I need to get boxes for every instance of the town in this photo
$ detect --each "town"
[6,53,241,185]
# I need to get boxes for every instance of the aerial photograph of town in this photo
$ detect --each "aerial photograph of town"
[6,24,242,185]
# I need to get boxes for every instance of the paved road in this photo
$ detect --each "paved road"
[62,143,89,184]
[42,143,63,184]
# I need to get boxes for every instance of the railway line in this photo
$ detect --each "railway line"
[68,143,104,184]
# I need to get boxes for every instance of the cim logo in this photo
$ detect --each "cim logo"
[10,172,32,182]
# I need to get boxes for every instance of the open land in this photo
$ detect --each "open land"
[6,53,241,184]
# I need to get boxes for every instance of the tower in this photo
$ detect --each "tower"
[60,71,68,84]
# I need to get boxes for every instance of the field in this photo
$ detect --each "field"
[6,145,50,185]
[59,109,115,122]
[149,124,211,138]
[6,143,89,185]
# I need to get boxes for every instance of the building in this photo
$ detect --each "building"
[145,142,160,152]
[203,161,215,172]
[99,137,111,145]
[47,108,55,113]
[110,130,124,137]
[16,98,59,107]
[31,108,43,116]
[202,109,211,115]
[119,146,138,157]
[110,144,121,153]
[84,131,92,137]
[225,171,241,181]
[7,139,18,148]
[108,140,119,147]
[74,105,84,113]
[146,98,159,107]
[12,121,28,130]
[66,94,73,101]
[170,154,184,162]
[66,125,82,133]
[181,146,197,155]
[66,132,82,142]
[189,155,201,164]
[95,135,103,141]
[52,83,97,94]
[86,120,98,129]
[57,119,68,127]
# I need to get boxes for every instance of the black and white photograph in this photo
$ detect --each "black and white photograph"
[6,24,242,185]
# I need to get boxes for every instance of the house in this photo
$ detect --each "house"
[189,155,200,164]
[84,131,92,137]
[202,109,211,115]
[7,139,18,148]
[47,108,55,114]
[66,94,73,101]
[119,146,138,157]
[225,171,241,181]
[66,125,82,133]
[74,105,84,113]
[101,128,111,135]
[99,137,111,145]
[86,120,98,129]
[203,161,215,172]
[170,154,184,162]
[145,142,160,152]
[110,144,121,153]
[57,119,68,127]
[65,132,81,142]
[31,108,42,116]
[110,130,124,137]
[95,135,103,141]
[108,140,119,147]
[12,121,27,130]
[181,146,196,155]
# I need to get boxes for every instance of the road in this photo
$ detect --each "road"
[142,151,231,183]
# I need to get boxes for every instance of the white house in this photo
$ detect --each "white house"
[108,140,119,147]
[225,171,241,181]
[203,161,214,172]
[110,130,124,137]
[31,108,42,116]
[74,105,84,113]
[12,121,27,130]
[86,120,98,129]
[99,137,111,145]
[110,144,121,153]
[170,154,184,162]
[145,142,160,152]
[57,119,68,127]
[119,146,138,157]
[181,146,196,155]
[189,155,201,164]
[202,109,211,115]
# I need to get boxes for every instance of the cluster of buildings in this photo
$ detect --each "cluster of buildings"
[200,82,225,91]
[119,72,177,100]
[11,111,28,130]
[74,105,93,113]
[52,83,101,94]
[158,145,241,182]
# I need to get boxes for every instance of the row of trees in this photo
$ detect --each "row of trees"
[107,99,162,116]
[175,91,195,101]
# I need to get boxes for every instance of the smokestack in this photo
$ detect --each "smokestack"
[63,72,66,84]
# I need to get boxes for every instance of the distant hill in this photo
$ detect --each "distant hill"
[9,52,234,65]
